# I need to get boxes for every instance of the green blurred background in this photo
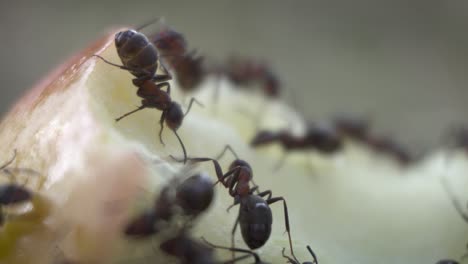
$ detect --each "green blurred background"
[1,0,467,148]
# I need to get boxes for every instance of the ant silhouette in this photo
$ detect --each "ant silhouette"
[171,145,298,262]
[0,151,34,226]
[150,27,206,94]
[435,260,459,264]
[124,171,214,237]
[213,55,280,99]
[282,246,318,264]
[251,122,343,169]
[94,18,202,163]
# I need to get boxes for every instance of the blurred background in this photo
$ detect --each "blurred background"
[0,0,467,148]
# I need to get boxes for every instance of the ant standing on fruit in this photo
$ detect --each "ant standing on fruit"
[150,27,207,94]
[282,246,318,264]
[94,18,202,163]
[0,151,34,226]
[251,122,343,169]
[124,170,214,237]
[171,145,299,262]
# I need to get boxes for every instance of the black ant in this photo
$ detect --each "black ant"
[171,145,298,262]
[364,134,415,166]
[0,151,33,226]
[150,27,206,94]
[282,246,318,264]
[93,18,202,163]
[159,230,266,264]
[124,172,214,237]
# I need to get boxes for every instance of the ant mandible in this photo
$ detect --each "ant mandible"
[94,18,202,163]
[282,246,318,264]
[171,145,298,262]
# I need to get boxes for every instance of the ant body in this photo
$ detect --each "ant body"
[436,260,459,264]
[159,231,266,264]
[0,151,33,226]
[282,246,318,264]
[214,55,280,99]
[150,27,206,93]
[250,123,343,162]
[171,145,298,261]
[363,134,415,166]
[94,19,202,163]
[331,114,370,142]
[124,172,214,237]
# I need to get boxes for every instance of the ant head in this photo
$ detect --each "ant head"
[0,184,32,205]
[165,102,184,131]
[229,159,251,172]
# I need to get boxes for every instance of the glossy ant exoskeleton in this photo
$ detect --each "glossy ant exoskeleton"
[171,145,298,261]
[159,230,266,264]
[94,19,202,163]
[282,246,318,264]
[124,172,214,237]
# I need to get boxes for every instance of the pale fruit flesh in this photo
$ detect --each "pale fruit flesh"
[0,30,467,264]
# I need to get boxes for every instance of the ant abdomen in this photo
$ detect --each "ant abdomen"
[165,103,184,131]
[176,173,214,216]
[239,195,273,249]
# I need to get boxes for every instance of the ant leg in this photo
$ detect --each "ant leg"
[115,106,146,122]
[153,61,173,82]
[441,177,468,222]
[215,145,240,160]
[265,194,298,263]
[172,130,187,164]
[93,55,151,76]
[169,156,239,188]
[159,112,167,146]
[231,215,240,260]
[282,247,297,264]
[0,150,17,170]
[183,98,204,117]
[201,237,262,264]
[306,245,319,264]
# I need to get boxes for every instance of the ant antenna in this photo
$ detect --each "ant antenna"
[441,177,468,222]
[135,16,163,32]
[215,145,239,160]
[173,130,187,164]
[184,98,204,117]
[306,245,319,264]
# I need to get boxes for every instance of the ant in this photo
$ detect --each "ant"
[171,145,298,262]
[364,134,415,166]
[282,246,318,264]
[94,18,202,163]
[150,27,206,94]
[124,172,214,237]
[214,55,280,99]
[159,230,266,264]
[331,113,371,142]
[0,150,34,226]
[251,123,343,168]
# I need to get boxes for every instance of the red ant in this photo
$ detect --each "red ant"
[251,123,343,168]
[124,172,214,237]
[171,145,299,262]
[93,19,202,163]
[214,55,280,98]
[150,27,206,94]
[282,246,318,264]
